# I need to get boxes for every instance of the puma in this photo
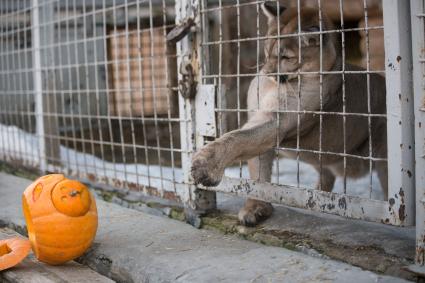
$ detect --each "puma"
[191,3,387,226]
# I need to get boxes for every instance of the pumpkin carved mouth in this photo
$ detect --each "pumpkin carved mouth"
[0,243,12,256]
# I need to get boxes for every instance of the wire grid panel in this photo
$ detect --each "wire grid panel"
[195,0,412,225]
[0,0,189,203]
[0,0,38,168]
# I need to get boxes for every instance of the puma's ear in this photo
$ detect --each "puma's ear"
[262,2,286,23]
[302,26,320,47]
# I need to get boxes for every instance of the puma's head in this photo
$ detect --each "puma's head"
[261,2,339,83]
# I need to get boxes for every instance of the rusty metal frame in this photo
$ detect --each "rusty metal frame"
[202,177,392,223]
[383,0,415,226]
[176,0,217,216]
[410,0,425,270]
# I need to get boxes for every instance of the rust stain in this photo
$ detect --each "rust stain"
[388,198,395,212]
[327,203,335,210]
[87,173,96,182]
[85,174,181,202]
[338,197,347,210]
[416,236,425,265]
[127,182,138,191]
[232,182,253,195]
[163,191,180,202]
[416,246,425,265]
[306,194,316,209]
[398,188,406,223]
[399,204,406,222]
[396,55,402,63]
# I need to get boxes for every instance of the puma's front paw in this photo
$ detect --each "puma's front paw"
[191,145,225,187]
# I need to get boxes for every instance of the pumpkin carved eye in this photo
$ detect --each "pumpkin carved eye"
[32,183,43,202]
[51,180,91,217]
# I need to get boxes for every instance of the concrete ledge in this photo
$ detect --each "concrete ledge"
[213,193,415,279]
[0,172,410,282]
[0,228,113,283]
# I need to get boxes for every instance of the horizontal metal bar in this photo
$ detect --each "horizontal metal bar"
[214,108,387,118]
[0,110,184,123]
[201,26,384,47]
[201,70,386,79]
[275,146,387,162]
[202,71,384,80]
[1,0,169,12]
[199,0,265,13]
[38,134,184,153]
[201,176,398,225]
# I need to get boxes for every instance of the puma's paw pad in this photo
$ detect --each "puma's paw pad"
[191,154,222,187]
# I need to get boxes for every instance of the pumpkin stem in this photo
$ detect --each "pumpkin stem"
[69,190,80,197]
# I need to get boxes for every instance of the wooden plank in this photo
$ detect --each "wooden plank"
[0,228,113,283]
[108,27,177,117]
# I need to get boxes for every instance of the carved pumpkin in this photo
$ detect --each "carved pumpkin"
[0,237,31,271]
[22,174,97,265]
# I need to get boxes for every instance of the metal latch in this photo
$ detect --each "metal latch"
[179,59,197,99]
[166,18,195,44]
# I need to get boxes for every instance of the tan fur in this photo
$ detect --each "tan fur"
[191,5,387,226]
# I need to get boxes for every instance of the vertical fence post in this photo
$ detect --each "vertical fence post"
[176,0,216,226]
[410,0,425,269]
[31,0,46,173]
[31,0,60,173]
[383,0,415,226]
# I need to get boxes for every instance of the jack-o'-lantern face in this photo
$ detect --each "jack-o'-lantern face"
[22,174,98,265]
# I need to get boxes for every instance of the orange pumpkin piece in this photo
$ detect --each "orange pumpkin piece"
[0,237,31,271]
[22,174,98,265]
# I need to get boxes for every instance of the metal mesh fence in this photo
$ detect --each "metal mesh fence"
[198,0,387,197]
[0,0,185,203]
